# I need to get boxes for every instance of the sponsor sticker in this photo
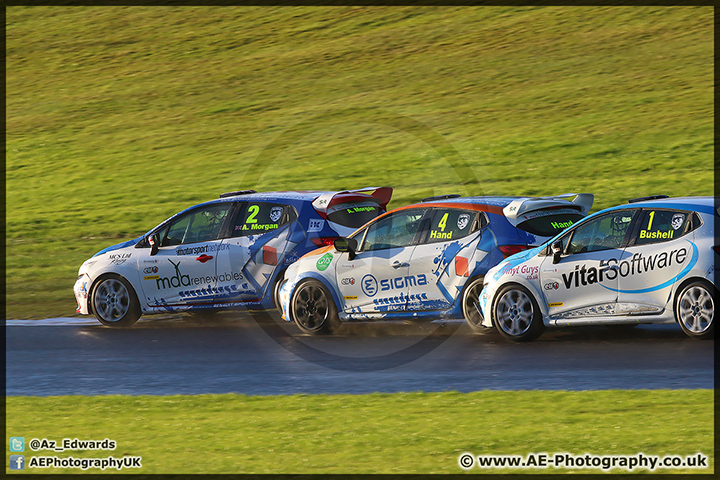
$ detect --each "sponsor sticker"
[109,253,132,266]
[544,282,559,290]
[308,219,324,233]
[344,296,358,300]
[548,302,563,307]
[361,274,379,297]
[671,213,685,230]
[457,214,470,230]
[144,275,159,281]
[316,253,333,271]
[269,206,283,223]
[341,277,356,285]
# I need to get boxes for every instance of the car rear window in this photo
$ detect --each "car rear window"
[516,209,585,237]
[327,202,384,229]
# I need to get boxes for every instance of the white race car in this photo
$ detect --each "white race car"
[480,196,717,341]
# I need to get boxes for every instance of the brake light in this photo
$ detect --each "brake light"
[311,237,340,247]
[498,245,530,258]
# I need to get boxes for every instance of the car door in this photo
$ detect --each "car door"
[406,208,484,311]
[216,202,296,303]
[138,203,233,307]
[616,208,697,313]
[335,208,428,314]
[540,209,638,316]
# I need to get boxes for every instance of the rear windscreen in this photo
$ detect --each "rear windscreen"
[516,211,585,236]
[327,202,384,228]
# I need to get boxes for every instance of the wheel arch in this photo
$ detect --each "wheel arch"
[672,276,717,324]
[88,272,140,316]
[490,280,546,327]
[290,271,343,313]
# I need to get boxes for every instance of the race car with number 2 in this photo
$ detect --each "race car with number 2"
[74,187,392,327]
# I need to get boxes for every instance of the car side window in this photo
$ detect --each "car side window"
[426,209,478,243]
[565,210,634,254]
[358,209,427,251]
[162,204,232,246]
[232,202,293,237]
[634,209,690,245]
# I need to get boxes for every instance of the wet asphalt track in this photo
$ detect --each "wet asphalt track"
[6,312,714,396]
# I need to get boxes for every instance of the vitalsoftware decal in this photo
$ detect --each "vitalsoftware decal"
[561,242,698,294]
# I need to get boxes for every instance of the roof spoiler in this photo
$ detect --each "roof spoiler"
[311,187,393,216]
[503,193,594,226]
[628,195,669,204]
[219,190,257,198]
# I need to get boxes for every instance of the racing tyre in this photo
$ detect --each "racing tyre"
[291,279,340,335]
[492,284,544,342]
[92,274,141,328]
[675,280,715,340]
[462,276,493,334]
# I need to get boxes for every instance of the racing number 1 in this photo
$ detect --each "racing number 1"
[646,211,655,230]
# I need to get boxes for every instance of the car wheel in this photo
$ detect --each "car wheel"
[493,284,544,342]
[675,280,715,340]
[462,276,492,334]
[92,274,141,328]
[291,279,340,335]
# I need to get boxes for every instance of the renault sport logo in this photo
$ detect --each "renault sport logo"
[361,274,378,297]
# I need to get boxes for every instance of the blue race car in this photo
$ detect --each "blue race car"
[278,193,593,334]
[480,195,717,341]
[74,187,392,327]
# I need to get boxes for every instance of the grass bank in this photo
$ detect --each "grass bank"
[5,390,714,474]
[5,6,713,318]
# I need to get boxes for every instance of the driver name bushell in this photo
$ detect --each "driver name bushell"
[562,247,688,289]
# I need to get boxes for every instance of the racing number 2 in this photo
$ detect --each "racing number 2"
[246,205,259,224]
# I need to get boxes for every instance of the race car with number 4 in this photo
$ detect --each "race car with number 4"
[479,196,716,341]
[278,193,593,334]
[74,187,392,327]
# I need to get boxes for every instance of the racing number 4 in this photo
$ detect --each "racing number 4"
[438,213,449,232]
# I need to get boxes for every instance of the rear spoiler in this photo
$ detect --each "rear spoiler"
[311,187,393,217]
[503,193,594,226]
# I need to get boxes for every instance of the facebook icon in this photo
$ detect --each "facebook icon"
[10,455,25,470]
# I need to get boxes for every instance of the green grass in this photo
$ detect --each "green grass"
[5,390,714,474]
[5,6,714,319]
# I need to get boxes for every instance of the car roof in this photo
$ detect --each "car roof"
[607,196,715,215]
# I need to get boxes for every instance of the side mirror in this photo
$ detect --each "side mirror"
[551,241,563,264]
[149,234,160,256]
[334,237,358,260]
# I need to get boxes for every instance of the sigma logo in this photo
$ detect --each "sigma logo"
[380,274,428,292]
[544,282,559,290]
[144,266,159,274]
[361,274,378,297]
[341,277,356,285]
